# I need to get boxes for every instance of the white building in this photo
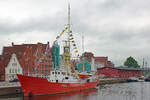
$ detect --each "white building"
[5,53,23,81]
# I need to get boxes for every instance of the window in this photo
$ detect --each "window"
[42,65,44,69]
[64,72,66,75]
[58,72,60,74]
[9,69,11,73]
[64,48,69,53]
[65,77,69,79]
[14,58,15,61]
[18,69,20,73]
[12,69,14,73]
[52,72,54,74]
[15,69,17,73]
[36,70,39,73]
[49,56,51,58]
[12,63,17,66]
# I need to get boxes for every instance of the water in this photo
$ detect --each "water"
[1,82,150,100]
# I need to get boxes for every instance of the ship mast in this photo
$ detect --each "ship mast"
[68,3,71,54]
[67,3,71,75]
[64,3,71,75]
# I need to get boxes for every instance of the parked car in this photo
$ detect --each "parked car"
[127,77,138,82]
[144,77,150,82]
[138,76,145,82]
[9,78,19,82]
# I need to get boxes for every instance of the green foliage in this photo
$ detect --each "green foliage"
[124,56,140,68]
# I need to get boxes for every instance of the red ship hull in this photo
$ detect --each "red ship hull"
[17,74,99,96]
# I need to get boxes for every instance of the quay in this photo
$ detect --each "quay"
[0,82,22,96]
[99,78,128,85]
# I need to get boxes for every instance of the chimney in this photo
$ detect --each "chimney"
[12,42,14,46]
[47,41,49,45]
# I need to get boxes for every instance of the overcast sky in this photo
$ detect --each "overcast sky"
[0,0,150,66]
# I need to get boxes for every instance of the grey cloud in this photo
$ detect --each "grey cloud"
[0,0,150,66]
[0,11,67,35]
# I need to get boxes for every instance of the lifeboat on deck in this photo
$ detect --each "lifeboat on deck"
[78,72,91,79]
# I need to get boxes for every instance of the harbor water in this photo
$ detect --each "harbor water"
[1,82,150,100]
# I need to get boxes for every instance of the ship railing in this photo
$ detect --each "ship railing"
[28,73,50,79]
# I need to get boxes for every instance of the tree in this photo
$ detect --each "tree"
[124,56,140,68]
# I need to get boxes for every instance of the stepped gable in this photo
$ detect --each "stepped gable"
[0,42,52,76]
[1,43,31,69]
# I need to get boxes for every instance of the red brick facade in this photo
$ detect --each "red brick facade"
[0,55,5,81]
[0,42,53,80]
[97,67,143,78]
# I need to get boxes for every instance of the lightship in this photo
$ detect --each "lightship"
[17,4,99,97]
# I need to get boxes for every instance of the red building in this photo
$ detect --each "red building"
[82,52,114,67]
[97,67,143,78]
[0,55,5,81]
[0,42,53,81]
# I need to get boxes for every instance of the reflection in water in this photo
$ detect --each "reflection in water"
[1,82,150,100]
[98,82,150,100]
[24,89,97,100]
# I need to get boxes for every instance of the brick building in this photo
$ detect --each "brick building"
[97,67,143,78]
[82,52,114,68]
[0,42,53,81]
